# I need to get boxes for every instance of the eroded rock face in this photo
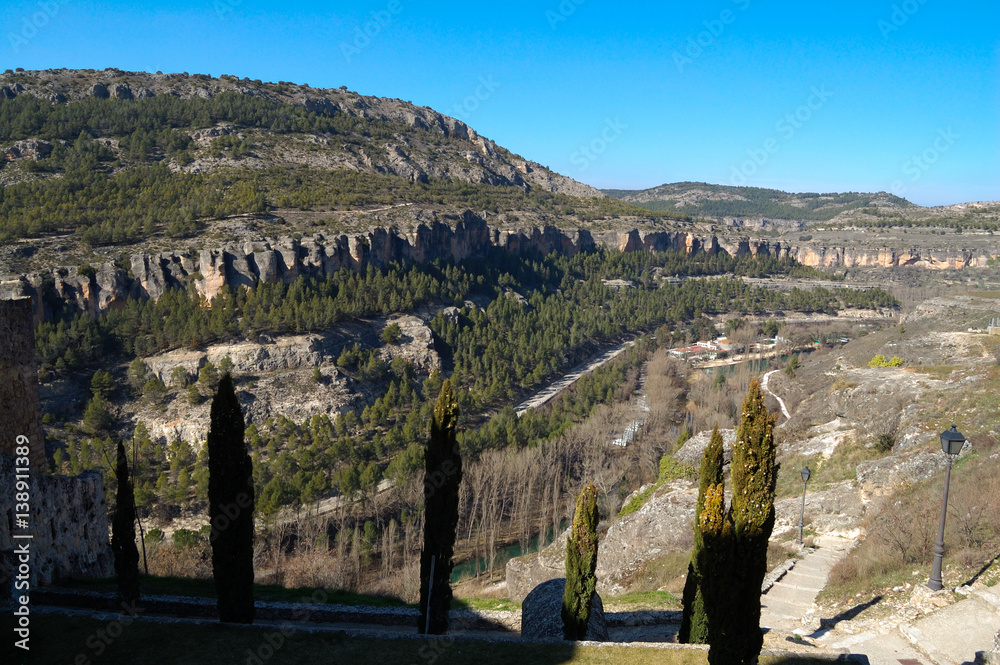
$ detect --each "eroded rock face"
[8,209,996,326]
[792,246,992,269]
[520,578,608,641]
[856,448,958,501]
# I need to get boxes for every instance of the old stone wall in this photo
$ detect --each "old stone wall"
[0,297,113,598]
[0,298,45,467]
[0,456,114,596]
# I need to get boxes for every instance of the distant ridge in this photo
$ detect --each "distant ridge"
[604,181,913,224]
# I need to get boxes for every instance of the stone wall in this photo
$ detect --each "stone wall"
[0,298,45,467]
[0,297,113,598]
[0,456,114,596]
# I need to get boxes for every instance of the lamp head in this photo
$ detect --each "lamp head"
[939,425,966,456]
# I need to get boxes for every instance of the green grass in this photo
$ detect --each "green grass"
[61,574,412,607]
[606,590,679,609]
[619,457,695,517]
[13,614,837,665]
[775,436,882,500]
[912,364,956,380]
[617,551,691,602]
[61,575,526,612]
[452,596,521,612]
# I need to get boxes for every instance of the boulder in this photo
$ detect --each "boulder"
[674,428,736,467]
[520,578,608,641]
[90,83,109,98]
[110,83,133,99]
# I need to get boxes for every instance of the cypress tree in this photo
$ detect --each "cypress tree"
[679,426,723,643]
[417,379,462,634]
[208,373,255,624]
[111,441,140,606]
[562,483,600,640]
[698,380,778,665]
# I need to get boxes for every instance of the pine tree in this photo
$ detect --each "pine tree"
[417,379,462,634]
[111,441,140,606]
[679,426,723,643]
[562,483,599,641]
[698,380,777,665]
[208,373,255,624]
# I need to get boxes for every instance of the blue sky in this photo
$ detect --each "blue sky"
[3,0,998,206]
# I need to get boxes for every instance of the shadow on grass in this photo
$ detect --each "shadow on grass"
[19,615,584,665]
[63,573,413,607]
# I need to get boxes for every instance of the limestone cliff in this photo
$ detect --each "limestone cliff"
[2,212,996,322]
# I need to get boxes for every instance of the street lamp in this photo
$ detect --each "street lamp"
[798,466,811,545]
[927,425,966,591]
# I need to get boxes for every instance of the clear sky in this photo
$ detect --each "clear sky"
[3,0,998,206]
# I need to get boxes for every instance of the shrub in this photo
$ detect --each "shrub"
[172,528,200,548]
[563,483,599,640]
[869,355,904,368]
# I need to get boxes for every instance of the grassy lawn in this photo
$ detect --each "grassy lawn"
[62,574,522,612]
[10,615,835,665]
[62,574,413,607]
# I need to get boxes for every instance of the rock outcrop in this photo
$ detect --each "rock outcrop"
[674,428,737,467]
[520,578,609,641]
[792,246,995,270]
[506,481,698,602]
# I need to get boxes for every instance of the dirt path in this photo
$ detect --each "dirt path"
[761,369,791,420]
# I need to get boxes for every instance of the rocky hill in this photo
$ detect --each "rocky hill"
[0,68,602,198]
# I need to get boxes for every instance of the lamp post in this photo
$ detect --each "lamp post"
[798,466,811,545]
[927,425,966,591]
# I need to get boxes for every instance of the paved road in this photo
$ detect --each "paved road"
[514,339,636,416]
